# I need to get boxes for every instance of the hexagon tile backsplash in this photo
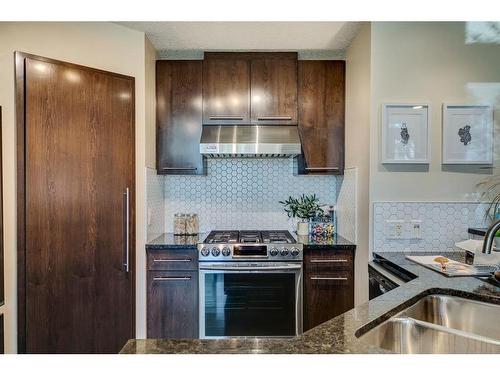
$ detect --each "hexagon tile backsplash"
[147,158,338,236]
[373,201,490,252]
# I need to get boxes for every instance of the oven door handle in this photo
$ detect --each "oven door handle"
[368,261,406,286]
[199,264,302,271]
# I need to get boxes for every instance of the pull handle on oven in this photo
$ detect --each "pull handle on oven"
[199,263,302,271]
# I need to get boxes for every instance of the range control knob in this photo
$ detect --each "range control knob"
[269,247,279,256]
[291,247,300,257]
[280,248,289,256]
[200,247,210,257]
[211,247,221,257]
[221,247,231,257]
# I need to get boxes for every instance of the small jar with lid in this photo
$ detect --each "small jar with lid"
[173,213,186,236]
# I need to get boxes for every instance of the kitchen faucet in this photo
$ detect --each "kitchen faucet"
[482,218,500,254]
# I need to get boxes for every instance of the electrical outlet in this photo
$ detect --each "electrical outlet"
[386,220,405,239]
[395,222,404,238]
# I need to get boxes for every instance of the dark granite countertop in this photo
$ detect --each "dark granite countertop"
[146,232,355,251]
[296,234,356,250]
[122,250,500,354]
[146,233,208,250]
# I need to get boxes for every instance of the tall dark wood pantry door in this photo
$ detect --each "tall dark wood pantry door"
[17,53,135,353]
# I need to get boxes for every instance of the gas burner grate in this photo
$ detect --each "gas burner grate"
[239,231,262,243]
[204,230,296,244]
[261,230,296,244]
[205,231,239,244]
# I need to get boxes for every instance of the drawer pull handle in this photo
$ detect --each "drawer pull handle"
[153,259,192,263]
[161,167,197,171]
[310,277,348,281]
[257,116,292,121]
[153,276,192,281]
[305,167,340,171]
[209,116,244,120]
[310,259,347,263]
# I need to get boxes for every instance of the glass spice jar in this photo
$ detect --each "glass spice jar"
[173,213,186,236]
[185,214,199,235]
[185,214,193,235]
[190,214,199,235]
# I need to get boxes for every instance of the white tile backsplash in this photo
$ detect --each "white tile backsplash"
[146,167,166,241]
[373,201,490,252]
[148,158,338,233]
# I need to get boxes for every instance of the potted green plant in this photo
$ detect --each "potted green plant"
[477,170,500,249]
[279,194,324,235]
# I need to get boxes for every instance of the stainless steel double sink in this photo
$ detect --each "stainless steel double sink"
[357,294,500,353]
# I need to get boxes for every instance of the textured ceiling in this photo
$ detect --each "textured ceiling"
[118,22,363,53]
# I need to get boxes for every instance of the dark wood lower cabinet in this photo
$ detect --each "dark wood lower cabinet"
[303,248,355,331]
[147,249,199,339]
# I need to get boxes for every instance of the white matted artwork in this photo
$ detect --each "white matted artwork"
[442,104,493,164]
[381,104,430,164]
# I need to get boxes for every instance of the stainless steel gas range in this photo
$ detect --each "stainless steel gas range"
[197,230,303,339]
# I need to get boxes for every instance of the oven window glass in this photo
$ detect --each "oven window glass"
[204,273,296,337]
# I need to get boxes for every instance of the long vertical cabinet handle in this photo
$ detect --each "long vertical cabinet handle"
[123,187,130,272]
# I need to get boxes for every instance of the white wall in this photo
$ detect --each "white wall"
[370,22,500,203]
[0,22,150,353]
[345,24,371,305]
[344,22,500,303]
[136,35,157,339]
[145,38,157,169]
[368,22,500,261]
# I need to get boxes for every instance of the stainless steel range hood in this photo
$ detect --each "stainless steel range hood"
[199,125,302,158]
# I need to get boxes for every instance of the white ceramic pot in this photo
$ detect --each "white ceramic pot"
[297,221,309,236]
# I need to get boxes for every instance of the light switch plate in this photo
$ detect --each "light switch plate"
[411,220,423,239]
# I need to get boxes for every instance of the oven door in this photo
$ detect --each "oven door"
[199,262,303,339]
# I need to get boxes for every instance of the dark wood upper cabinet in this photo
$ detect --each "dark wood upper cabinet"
[158,54,345,176]
[202,54,250,124]
[156,60,205,175]
[297,60,345,175]
[250,56,298,125]
[202,52,298,125]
